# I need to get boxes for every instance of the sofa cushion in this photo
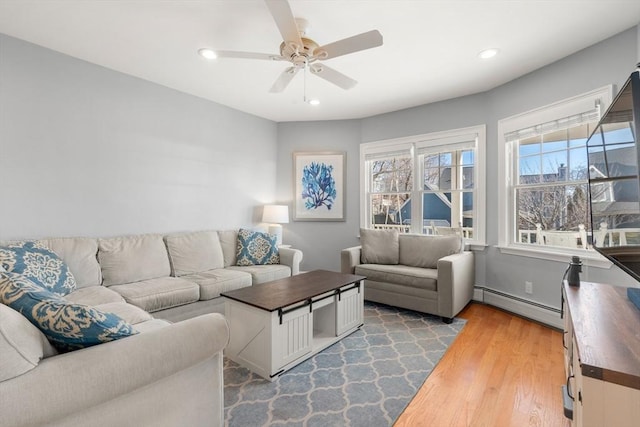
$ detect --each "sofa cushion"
[0,241,76,296]
[218,230,239,267]
[164,231,224,276]
[0,303,58,382]
[360,228,399,265]
[181,269,252,300]
[0,271,137,353]
[227,264,291,285]
[98,234,171,286]
[355,264,438,291]
[399,234,462,268]
[39,237,101,288]
[236,229,280,266]
[108,277,199,312]
[65,285,125,306]
[94,302,154,325]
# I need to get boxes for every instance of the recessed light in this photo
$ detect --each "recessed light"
[478,48,499,59]
[308,99,320,106]
[198,48,217,60]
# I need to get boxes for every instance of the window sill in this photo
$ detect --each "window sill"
[467,243,488,251]
[497,244,613,269]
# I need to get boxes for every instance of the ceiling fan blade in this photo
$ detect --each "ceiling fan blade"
[269,66,300,93]
[310,64,357,90]
[264,0,303,48]
[215,51,284,61]
[315,30,383,60]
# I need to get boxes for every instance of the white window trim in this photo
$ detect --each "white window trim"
[497,86,614,267]
[360,124,486,248]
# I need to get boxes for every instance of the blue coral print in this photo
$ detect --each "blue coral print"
[301,162,337,210]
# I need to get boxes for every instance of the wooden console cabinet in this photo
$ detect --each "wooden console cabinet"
[562,281,640,426]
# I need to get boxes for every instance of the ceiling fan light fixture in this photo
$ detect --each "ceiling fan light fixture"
[308,98,320,106]
[198,48,217,60]
[478,48,499,59]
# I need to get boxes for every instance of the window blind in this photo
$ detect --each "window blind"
[416,138,477,156]
[504,108,600,142]
[364,147,412,161]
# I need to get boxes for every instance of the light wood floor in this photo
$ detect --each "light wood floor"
[395,303,571,427]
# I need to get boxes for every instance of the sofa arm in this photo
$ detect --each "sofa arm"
[279,247,303,275]
[341,246,362,274]
[437,251,475,319]
[0,313,230,427]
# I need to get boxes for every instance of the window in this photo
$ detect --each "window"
[361,125,486,246]
[498,86,613,263]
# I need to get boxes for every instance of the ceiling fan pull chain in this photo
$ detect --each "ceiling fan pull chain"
[303,64,308,103]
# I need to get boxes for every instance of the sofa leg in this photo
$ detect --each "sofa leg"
[441,316,453,324]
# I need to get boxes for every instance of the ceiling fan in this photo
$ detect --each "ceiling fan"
[201,0,383,94]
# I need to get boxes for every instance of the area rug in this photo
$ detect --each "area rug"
[223,302,466,427]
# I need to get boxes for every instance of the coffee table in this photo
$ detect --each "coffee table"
[221,269,366,380]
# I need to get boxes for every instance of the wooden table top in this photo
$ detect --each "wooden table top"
[563,281,640,390]
[221,269,366,312]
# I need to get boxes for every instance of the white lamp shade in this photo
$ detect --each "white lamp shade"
[262,205,289,224]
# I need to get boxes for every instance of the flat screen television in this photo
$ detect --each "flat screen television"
[587,68,640,281]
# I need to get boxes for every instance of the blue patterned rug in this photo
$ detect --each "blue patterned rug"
[223,302,466,427]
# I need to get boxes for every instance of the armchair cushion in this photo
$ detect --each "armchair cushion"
[355,264,438,291]
[0,271,137,352]
[0,241,76,296]
[360,228,399,265]
[399,234,461,268]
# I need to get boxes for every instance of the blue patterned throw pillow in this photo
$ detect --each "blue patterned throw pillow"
[0,271,137,352]
[236,229,280,266]
[0,241,76,296]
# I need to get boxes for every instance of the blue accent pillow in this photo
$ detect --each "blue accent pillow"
[236,229,280,266]
[0,271,137,353]
[0,241,76,296]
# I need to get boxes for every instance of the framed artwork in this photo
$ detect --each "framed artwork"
[293,151,346,221]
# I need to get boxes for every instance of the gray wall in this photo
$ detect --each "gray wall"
[0,34,278,240]
[277,26,640,309]
[275,120,361,271]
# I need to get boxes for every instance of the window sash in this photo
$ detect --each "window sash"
[510,119,597,248]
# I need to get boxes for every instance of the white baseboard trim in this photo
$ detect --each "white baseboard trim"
[475,288,563,329]
[473,287,484,302]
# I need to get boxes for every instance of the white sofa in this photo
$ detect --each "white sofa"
[0,229,303,427]
[341,229,474,323]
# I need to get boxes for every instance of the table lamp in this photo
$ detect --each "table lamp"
[262,205,289,246]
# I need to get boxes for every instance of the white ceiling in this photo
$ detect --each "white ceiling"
[0,1,639,122]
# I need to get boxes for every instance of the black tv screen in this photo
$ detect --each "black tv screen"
[587,69,640,280]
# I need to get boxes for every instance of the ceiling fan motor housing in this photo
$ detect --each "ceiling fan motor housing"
[280,37,321,67]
